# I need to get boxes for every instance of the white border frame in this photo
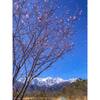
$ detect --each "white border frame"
[0,0,12,100]
[88,0,100,100]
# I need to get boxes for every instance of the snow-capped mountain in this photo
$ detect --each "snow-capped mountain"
[32,77,78,87]
[25,77,79,92]
[15,77,81,93]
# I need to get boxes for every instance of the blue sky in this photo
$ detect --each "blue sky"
[39,0,87,80]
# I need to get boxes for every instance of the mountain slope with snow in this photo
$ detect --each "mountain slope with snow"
[15,77,86,96]
[32,77,78,86]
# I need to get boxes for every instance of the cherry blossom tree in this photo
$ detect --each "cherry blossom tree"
[13,0,81,99]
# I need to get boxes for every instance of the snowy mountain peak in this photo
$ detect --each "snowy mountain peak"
[32,77,78,86]
[68,78,78,83]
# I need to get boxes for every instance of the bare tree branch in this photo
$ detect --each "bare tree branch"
[13,0,80,99]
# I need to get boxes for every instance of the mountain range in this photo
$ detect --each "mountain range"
[31,77,78,87]
[14,77,87,96]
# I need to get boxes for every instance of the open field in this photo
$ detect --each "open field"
[22,96,87,100]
